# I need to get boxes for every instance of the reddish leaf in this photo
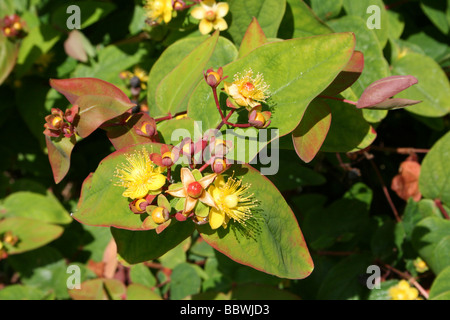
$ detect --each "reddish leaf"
[104,112,158,150]
[49,77,132,106]
[391,156,422,201]
[363,98,422,110]
[45,135,76,184]
[74,95,135,138]
[357,75,418,109]
[64,30,88,62]
[292,99,331,163]
[238,17,268,58]
[321,50,364,96]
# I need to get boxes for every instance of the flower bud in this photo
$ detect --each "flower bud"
[211,158,229,174]
[129,198,149,214]
[248,107,271,129]
[135,119,157,138]
[151,206,169,224]
[204,67,224,88]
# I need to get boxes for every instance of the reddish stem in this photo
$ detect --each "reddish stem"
[154,111,187,122]
[435,199,450,220]
[370,146,430,154]
[212,87,225,120]
[382,264,429,300]
[318,95,358,106]
[365,152,401,222]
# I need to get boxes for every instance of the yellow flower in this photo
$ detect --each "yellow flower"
[166,168,217,214]
[223,69,270,109]
[413,257,429,273]
[388,280,420,300]
[114,148,166,199]
[208,174,257,230]
[144,0,173,24]
[191,0,229,35]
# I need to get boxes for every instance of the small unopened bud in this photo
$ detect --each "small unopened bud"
[248,107,271,129]
[129,198,149,214]
[151,207,169,224]
[135,120,157,138]
[204,67,224,88]
[212,158,229,174]
[161,151,174,167]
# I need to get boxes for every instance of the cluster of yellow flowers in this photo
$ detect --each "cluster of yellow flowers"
[114,148,257,230]
[144,0,229,35]
[388,280,421,300]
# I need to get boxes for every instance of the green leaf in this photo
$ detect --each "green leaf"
[111,221,195,264]
[320,98,377,153]
[129,263,157,288]
[68,278,126,300]
[0,217,63,255]
[238,18,268,58]
[0,284,51,300]
[197,165,313,279]
[392,52,450,118]
[292,99,331,163]
[317,253,372,299]
[419,131,450,205]
[1,191,72,224]
[126,284,162,300]
[342,0,389,48]
[328,15,390,123]
[420,0,450,35]
[51,1,116,30]
[73,143,166,230]
[0,32,19,85]
[230,283,300,300]
[429,266,450,300]
[280,0,333,38]
[412,217,450,275]
[14,24,61,77]
[188,32,356,162]
[45,135,76,184]
[147,35,237,117]
[310,0,343,21]
[72,42,149,91]
[402,198,443,240]
[169,262,202,300]
[227,0,286,45]
[154,32,219,117]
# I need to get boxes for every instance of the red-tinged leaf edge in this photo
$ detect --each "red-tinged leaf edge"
[238,17,268,58]
[356,75,418,109]
[321,50,364,96]
[49,77,132,105]
[292,99,332,163]
[197,164,314,280]
[45,134,76,184]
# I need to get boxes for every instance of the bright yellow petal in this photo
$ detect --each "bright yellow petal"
[213,17,228,31]
[163,9,172,23]
[209,208,225,229]
[199,19,213,35]
[191,6,206,20]
[202,0,216,8]
[148,173,167,191]
[215,2,229,18]
[180,167,196,186]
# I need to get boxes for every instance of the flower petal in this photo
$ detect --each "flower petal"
[165,186,187,198]
[216,3,229,18]
[199,190,217,209]
[149,173,167,191]
[185,196,198,213]
[198,173,217,189]
[180,167,196,186]
[209,208,225,229]
[213,17,228,31]
[191,6,206,20]
[199,19,213,35]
